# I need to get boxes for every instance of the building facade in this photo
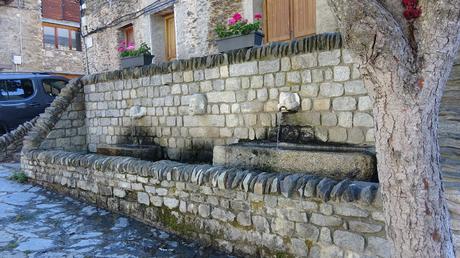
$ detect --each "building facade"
[0,0,84,78]
[81,0,338,74]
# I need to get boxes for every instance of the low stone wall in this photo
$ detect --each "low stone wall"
[22,150,388,257]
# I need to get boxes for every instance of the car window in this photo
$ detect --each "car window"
[0,79,34,101]
[43,79,67,97]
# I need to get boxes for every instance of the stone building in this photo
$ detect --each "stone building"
[81,0,338,73]
[0,0,84,78]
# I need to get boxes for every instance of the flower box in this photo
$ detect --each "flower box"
[120,54,154,69]
[216,31,264,52]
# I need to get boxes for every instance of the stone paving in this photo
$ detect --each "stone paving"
[0,163,233,258]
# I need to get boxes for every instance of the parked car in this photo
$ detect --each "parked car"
[0,73,68,135]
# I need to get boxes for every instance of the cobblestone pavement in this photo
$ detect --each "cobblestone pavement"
[0,163,233,258]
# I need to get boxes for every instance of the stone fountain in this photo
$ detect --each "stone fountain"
[213,93,378,181]
[96,106,163,161]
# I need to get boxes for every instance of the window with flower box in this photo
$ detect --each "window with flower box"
[42,23,82,51]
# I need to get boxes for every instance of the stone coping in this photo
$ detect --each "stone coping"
[80,32,343,86]
[0,118,37,151]
[23,149,381,206]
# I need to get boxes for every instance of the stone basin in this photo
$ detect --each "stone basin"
[96,144,163,161]
[213,141,377,181]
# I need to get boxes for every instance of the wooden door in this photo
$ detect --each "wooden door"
[264,0,316,42]
[165,14,176,60]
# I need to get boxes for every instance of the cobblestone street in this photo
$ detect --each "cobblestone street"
[0,163,232,258]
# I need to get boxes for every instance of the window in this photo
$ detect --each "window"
[42,23,82,51]
[0,80,34,101]
[164,14,176,60]
[121,25,135,45]
[264,0,316,43]
[43,79,67,97]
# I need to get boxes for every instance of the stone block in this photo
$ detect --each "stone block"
[313,99,331,111]
[287,71,301,84]
[338,112,353,128]
[321,113,337,126]
[332,97,357,111]
[310,213,342,227]
[301,70,312,83]
[251,76,264,88]
[333,66,351,81]
[312,69,324,82]
[358,96,373,111]
[301,98,312,111]
[290,238,309,257]
[205,67,220,80]
[252,215,270,233]
[333,230,365,252]
[318,50,341,66]
[164,197,179,209]
[259,59,280,74]
[334,203,369,217]
[207,91,236,103]
[348,221,383,233]
[211,208,235,222]
[237,212,252,226]
[226,77,241,90]
[198,204,211,218]
[137,192,150,205]
[367,236,391,258]
[291,53,317,69]
[345,80,367,95]
[329,128,347,142]
[300,84,319,97]
[353,113,374,127]
[240,102,264,113]
[230,62,258,76]
[348,128,365,144]
[320,82,344,97]
[272,217,295,236]
[295,223,319,241]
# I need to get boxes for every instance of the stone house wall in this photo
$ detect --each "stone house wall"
[22,151,388,257]
[0,0,43,71]
[81,0,338,74]
[0,0,84,75]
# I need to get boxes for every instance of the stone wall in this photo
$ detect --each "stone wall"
[0,0,43,71]
[39,90,87,152]
[43,48,85,76]
[22,150,388,257]
[81,34,374,161]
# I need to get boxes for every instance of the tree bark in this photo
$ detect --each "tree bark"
[327,0,460,257]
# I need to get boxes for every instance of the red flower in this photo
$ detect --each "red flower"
[254,13,262,20]
[228,18,236,25]
[232,13,242,22]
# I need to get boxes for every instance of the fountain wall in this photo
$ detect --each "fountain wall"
[80,33,374,161]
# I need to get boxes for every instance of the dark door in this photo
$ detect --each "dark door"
[0,79,42,131]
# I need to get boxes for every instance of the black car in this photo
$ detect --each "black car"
[0,73,69,135]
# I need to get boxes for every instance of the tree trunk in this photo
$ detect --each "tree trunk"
[326,0,460,257]
[370,78,454,257]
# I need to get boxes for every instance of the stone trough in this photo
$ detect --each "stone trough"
[213,141,377,181]
[96,144,163,162]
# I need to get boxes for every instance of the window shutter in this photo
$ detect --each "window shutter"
[292,0,316,38]
[165,14,176,60]
[265,0,291,42]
